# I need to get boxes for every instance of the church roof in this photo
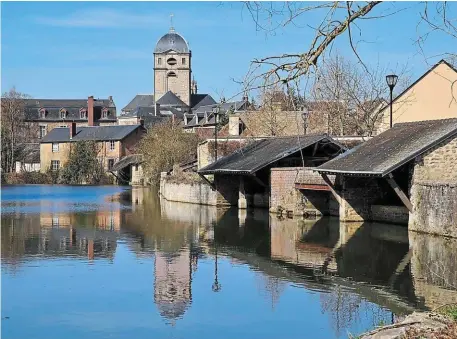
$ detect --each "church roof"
[122,94,154,112]
[156,91,188,107]
[190,94,216,109]
[154,29,190,54]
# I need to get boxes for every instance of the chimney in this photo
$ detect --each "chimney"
[229,115,241,136]
[88,96,94,126]
[108,95,113,102]
[69,122,77,139]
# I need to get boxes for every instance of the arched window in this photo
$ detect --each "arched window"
[102,108,109,118]
[167,71,177,78]
[167,58,177,66]
[59,108,67,119]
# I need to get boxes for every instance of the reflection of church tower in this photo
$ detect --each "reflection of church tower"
[154,17,192,106]
[153,249,194,322]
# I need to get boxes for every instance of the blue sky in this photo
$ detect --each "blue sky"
[1,1,455,110]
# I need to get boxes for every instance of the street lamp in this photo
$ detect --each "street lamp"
[212,106,220,161]
[212,230,221,293]
[386,74,398,128]
[301,107,309,135]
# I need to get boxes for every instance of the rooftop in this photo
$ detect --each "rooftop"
[198,135,343,175]
[41,125,144,143]
[316,118,457,177]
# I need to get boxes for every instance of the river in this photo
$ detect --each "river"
[1,185,456,339]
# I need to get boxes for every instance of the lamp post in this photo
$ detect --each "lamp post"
[212,106,220,161]
[302,108,309,135]
[212,225,221,292]
[386,74,398,128]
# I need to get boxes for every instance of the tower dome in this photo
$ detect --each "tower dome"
[154,28,190,54]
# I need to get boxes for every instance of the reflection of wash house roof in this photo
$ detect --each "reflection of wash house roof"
[23,98,117,122]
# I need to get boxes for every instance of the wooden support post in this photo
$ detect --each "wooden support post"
[386,173,413,212]
[321,173,341,204]
[198,173,215,190]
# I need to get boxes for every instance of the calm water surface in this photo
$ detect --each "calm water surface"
[2,185,456,339]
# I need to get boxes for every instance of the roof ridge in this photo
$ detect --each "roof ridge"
[394,117,457,126]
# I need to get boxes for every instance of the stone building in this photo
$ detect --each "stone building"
[120,24,250,131]
[316,118,457,237]
[24,96,117,141]
[39,123,146,176]
[375,59,457,134]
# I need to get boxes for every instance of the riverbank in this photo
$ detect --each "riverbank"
[359,308,457,339]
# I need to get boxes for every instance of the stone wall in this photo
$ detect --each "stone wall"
[371,205,409,225]
[409,134,457,237]
[160,174,217,206]
[338,176,386,222]
[409,182,457,237]
[270,167,336,216]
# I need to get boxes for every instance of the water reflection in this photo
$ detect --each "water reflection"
[2,186,457,339]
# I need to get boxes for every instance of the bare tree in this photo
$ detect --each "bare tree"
[242,2,456,96]
[1,87,34,172]
[307,54,411,136]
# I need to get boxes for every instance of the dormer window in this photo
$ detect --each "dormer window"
[39,108,46,119]
[59,108,67,119]
[102,108,109,118]
[80,108,87,119]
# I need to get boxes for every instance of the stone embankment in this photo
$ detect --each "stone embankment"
[359,312,455,339]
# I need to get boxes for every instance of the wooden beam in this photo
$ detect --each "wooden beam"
[295,183,331,191]
[386,173,413,212]
[321,173,341,204]
[312,142,319,157]
[251,173,267,188]
[198,173,215,190]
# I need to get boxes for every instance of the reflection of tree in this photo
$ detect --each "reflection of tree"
[320,285,392,337]
[320,285,363,337]
[255,273,286,310]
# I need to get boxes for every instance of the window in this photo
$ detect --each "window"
[102,108,109,118]
[51,160,60,171]
[39,126,47,139]
[39,109,46,119]
[52,143,59,152]
[158,57,162,65]
[80,109,87,119]
[60,125,67,128]
[60,109,67,119]
[52,217,59,227]
[167,71,177,78]
[182,58,186,65]
[135,164,139,172]
[167,58,177,65]
[108,159,114,170]
[109,140,115,151]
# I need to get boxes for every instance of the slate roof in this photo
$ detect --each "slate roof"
[198,135,338,175]
[156,91,188,107]
[41,125,144,143]
[122,95,154,112]
[316,118,457,177]
[193,100,249,114]
[23,98,117,122]
[111,154,143,172]
[190,94,216,109]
